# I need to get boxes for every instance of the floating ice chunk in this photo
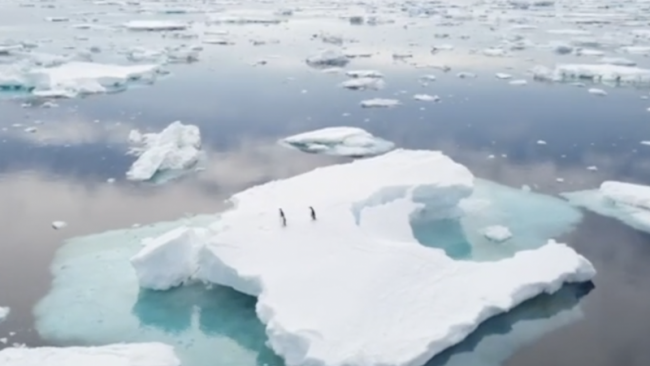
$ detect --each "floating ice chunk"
[587,166,598,171]
[346,70,382,78]
[537,140,547,145]
[496,73,512,79]
[0,307,9,322]
[509,79,527,86]
[483,225,512,242]
[576,49,604,56]
[619,46,650,55]
[360,98,400,108]
[131,227,209,290]
[431,44,454,53]
[207,15,282,25]
[563,181,650,233]
[457,72,476,78]
[413,94,440,102]
[340,77,385,90]
[306,49,349,68]
[0,343,180,366]
[126,121,202,182]
[600,57,636,66]
[124,20,188,31]
[26,62,161,98]
[550,42,574,55]
[51,221,67,230]
[483,48,507,57]
[132,149,596,366]
[279,127,395,157]
[532,64,650,85]
[547,29,592,36]
[588,88,607,96]
[317,33,344,45]
[420,74,436,82]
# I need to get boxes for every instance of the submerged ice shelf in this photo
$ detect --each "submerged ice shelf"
[0,343,180,366]
[130,149,595,366]
[563,181,650,233]
[279,127,395,157]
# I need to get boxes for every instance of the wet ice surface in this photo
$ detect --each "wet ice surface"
[2,0,650,365]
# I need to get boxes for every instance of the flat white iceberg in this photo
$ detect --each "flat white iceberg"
[483,225,512,242]
[360,98,400,108]
[26,62,161,98]
[0,343,180,366]
[126,121,202,182]
[279,127,395,157]
[306,50,349,68]
[131,150,595,366]
[563,181,650,233]
[340,77,384,90]
[124,20,188,31]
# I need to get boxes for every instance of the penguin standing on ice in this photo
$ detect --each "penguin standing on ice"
[279,208,286,227]
[309,206,316,221]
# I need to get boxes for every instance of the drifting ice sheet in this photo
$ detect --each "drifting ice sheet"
[132,149,595,366]
[279,127,395,157]
[127,121,202,182]
[563,181,650,233]
[0,343,180,366]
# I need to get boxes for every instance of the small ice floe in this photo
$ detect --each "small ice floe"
[24,127,37,133]
[537,140,547,145]
[575,48,605,57]
[587,166,598,171]
[51,221,67,230]
[482,225,512,243]
[123,20,188,31]
[556,178,565,182]
[509,79,527,86]
[420,74,437,82]
[306,49,349,68]
[340,78,385,90]
[588,88,607,96]
[207,15,282,25]
[126,121,202,182]
[640,141,650,146]
[279,126,395,157]
[203,38,234,46]
[0,307,9,323]
[413,94,440,102]
[431,44,454,53]
[618,46,650,55]
[346,70,382,78]
[547,29,592,36]
[483,48,507,57]
[45,17,69,22]
[495,73,512,79]
[360,98,400,108]
[316,33,344,45]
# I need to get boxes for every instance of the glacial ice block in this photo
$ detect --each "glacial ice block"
[126,121,202,182]
[0,343,180,366]
[279,127,395,157]
[563,181,650,233]
[131,149,595,366]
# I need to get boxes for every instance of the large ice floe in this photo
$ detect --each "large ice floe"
[127,149,594,366]
[126,121,202,182]
[532,64,650,85]
[35,149,594,366]
[279,127,395,157]
[0,343,180,366]
[563,181,650,233]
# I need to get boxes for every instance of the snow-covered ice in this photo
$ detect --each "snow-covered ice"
[0,343,180,366]
[126,121,202,182]
[588,88,607,96]
[340,78,385,90]
[306,50,349,68]
[533,64,650,85]
[563,181,650,233]
[279,127,395,157]
[124,20,188,31]
[360,98,400,108]
[413,94,440,102]
[51,221,67,230]
[483,225,513,242]
[130,150,595,366]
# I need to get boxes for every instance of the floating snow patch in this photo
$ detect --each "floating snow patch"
[26,62,161,98]
[0,307,9,323]
[496,73,512,79]
[414,94,440,102]
[563,181,650,233]
[279,127,395,157]
[532,64,650,85]
[483,226,512,242]
[133,151,593,366]
[0,343,180,366]
[124,20,188,31]
[306,49,349,68]
[360,98,400,108]
[588,88,607,96]
[126,121,202,182]
[340,78,384,90]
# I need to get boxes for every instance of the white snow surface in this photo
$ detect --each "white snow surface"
[279,127,395,157]
[0,343,180,366]
[132,149,595,366]
[126,121,201,182]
